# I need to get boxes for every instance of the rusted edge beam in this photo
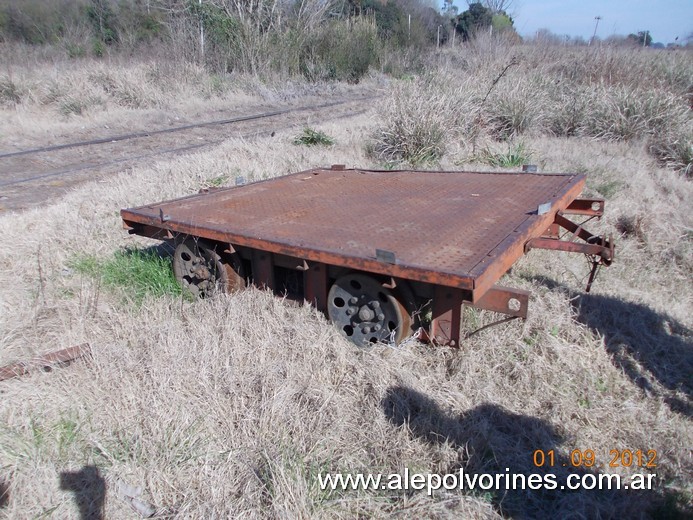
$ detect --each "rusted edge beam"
[564,198,605,217]
[122,221,174,240]
[120,210,477,291]
[467,285,529,319]
[0,344,91,382]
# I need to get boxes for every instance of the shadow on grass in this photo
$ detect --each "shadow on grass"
[0,477,8,508]
[382,386,684,518]
[530,276,692,417]
[59,465,106,520]
[119,241,175,260]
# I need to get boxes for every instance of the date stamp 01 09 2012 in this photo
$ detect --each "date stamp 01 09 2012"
[533,449,658,470]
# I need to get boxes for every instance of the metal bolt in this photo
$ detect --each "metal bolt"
[370,300,380,309]
[377,313,385,321]
[346,307,356,316]
[349,297,358,304]
[363,326,372,333]
[374,324,382,331]
[358,306,375,322]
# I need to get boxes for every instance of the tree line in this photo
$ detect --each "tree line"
[0,1,524,77]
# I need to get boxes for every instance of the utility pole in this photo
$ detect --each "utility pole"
[437,25,441,50]
[589,15,601,46]
[408,14,411,41]
[643,30,648,48]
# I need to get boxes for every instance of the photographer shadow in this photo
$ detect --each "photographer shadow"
[530,276,692,417]
[381,386,680,519]
[59,465,106,520]
[0,477,8,508]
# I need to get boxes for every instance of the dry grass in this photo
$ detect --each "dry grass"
[371,43,693,173]
[0,46,378,149]
[0,47,692,518]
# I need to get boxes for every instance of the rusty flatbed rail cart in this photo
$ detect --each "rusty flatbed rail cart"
[121,166,614,347]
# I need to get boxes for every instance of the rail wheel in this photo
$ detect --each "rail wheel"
[172,237,245,297]
[327,273,413,347]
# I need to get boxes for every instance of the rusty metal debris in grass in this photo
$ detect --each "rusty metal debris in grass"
[0,344,91,382]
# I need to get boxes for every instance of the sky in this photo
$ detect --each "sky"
[469,0,693,45]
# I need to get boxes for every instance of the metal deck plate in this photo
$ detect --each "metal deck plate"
[122,168,585,298]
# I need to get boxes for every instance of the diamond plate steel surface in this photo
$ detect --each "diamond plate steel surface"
[122,168,585,295]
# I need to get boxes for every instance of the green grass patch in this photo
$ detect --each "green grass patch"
[483,142,533,168]
[293,127,335,147]
[203,174,229,188]
[71,248,181,303]
[59,98,87,116]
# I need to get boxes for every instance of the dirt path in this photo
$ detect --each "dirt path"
[0,94,376,213]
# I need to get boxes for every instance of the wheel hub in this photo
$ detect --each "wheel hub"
[172,237,245,297]
[358,305,375,321]
[327,273,412,347]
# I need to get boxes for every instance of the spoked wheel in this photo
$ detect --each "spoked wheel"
[327,273,413,347]
[172,237,245,297]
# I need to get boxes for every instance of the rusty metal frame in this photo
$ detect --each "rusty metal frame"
[429,286,465,347]
[525,213,614,265]
[465,177,586,302]
[251,250,274,290]
[303,261,328,313]
[469,285,530,319]
[121,168,587,301]
[120,167,615,348]
[564,198,605,216]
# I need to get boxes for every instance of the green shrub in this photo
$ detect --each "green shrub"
[59,98,87,116]
[300,18,378,83]
[65,42,86,58]
[92,38,105,57]
[483,142,533,167]
[293,128,334,146]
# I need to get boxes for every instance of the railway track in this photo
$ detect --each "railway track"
[0,95,376,212]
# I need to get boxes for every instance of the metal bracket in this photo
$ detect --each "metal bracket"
[376,249,397,264]
[468,285,530,319]
[564,198,605,217]
[537,202,552,215]
[158,208,170,222]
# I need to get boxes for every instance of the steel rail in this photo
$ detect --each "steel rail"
[0,107,368,189]
[0,95,377,159]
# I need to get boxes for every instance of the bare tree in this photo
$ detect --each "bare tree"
[479,0,515,14]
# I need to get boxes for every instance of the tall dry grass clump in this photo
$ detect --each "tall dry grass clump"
[369,76,460,164]
[371,40,692,175]
[369,72,490,164]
